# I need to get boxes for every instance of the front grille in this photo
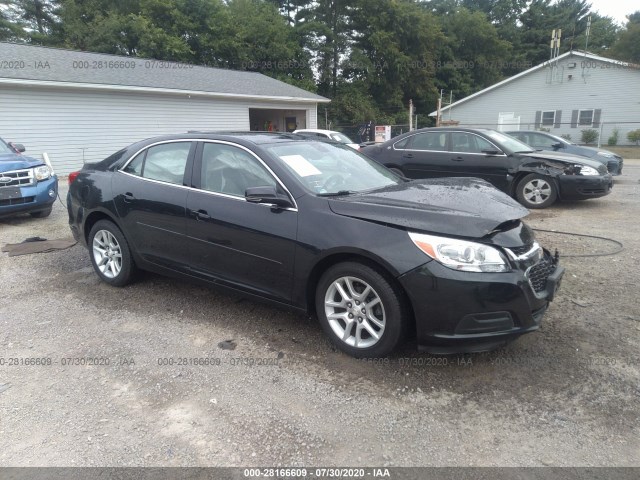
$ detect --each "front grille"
[508,244,533,256]
[0,168,34,188]
[527,256,557,294]
[0,196,35,207]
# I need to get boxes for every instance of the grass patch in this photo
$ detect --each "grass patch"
[605,146,640,159]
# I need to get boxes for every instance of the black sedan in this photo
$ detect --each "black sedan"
[68,133,563,357]
[362,127,613,209]
[506,130,623,176]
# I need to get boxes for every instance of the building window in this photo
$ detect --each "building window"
[542,111,556,126]
[579,109,594,126]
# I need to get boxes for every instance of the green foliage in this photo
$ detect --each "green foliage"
[0,0,633,127]
[538,127,551,132]
[561,134,572,141]
[581,129,598,144]
[612,11,640,63]
[607,129,619,146]
[627,129,640,145]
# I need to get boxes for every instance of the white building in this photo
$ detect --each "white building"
[0,42,328,174]
[430,51,640,146]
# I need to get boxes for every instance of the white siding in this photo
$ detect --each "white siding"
[0,85,318,174]
[440,55,640,145]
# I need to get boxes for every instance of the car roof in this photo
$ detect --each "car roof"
[294,129,338,135]
[141,131,313,146]
[505,130,553,134]
[403,127,498,134]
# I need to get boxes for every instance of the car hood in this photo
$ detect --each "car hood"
[0,153,44,171]
[328,178,529,239]
[521,151,604,170]
[573,145,618,158]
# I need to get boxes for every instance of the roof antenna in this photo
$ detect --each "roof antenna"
[584,15,592,51]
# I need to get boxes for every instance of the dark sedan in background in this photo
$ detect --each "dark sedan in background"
[67,133,563,357]
[506,130,623,175]
[362,127,613,209]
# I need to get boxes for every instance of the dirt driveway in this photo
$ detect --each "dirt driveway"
[1,164,639,467]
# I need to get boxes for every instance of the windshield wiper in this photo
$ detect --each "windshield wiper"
[317,190,356,197]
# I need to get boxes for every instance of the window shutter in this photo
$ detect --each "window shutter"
[593,109,602,127]
[534,111,542,129]
[554,110,562,128]
[570,110,579,128]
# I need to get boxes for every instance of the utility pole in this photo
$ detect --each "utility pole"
[325,108,328,129]
[409,99,413,131]
[436,95,442,127]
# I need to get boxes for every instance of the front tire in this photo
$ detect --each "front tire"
[516,173,558,209]
[88,220,136,287]
[316,262,407,358]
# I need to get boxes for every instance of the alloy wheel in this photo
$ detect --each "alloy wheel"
[523,178,552,205]
[324,276,386,348]
[92,229,123,279]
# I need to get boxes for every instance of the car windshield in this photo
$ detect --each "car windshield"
[0,140,13,154]
[266,141,401,195]
[329,132,355,144]
[544,133,574,145]
[486,130,535,153]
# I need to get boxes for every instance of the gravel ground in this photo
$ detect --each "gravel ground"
[1,164,639,467]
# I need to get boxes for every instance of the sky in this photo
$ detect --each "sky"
[588,0,637,25]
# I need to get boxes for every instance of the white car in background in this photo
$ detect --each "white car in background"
[293,129,360,150]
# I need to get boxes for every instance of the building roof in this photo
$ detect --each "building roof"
[429,51,636,116]
[0,42,329,103]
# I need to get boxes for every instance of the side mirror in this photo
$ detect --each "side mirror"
[552,142,563,149]
[245,185,294,209]
[481,148,501,155]
[9,142,25,153]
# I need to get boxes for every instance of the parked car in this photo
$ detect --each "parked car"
[68,133,563,357]
[293,129,360,150]
[505,130,623,176]
[0,137,57,218]
[361,127,613,209]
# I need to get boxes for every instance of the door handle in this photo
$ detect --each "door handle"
[403,153,414,159]
[123,192,135,203]
[451,157,464,162]
[195,209,210,220]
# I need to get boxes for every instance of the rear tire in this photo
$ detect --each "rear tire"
[516,173,557,209]
[30,207,52,218]
[316,262,407,358]
[88,220,136,287]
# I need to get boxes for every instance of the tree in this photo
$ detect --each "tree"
[573,13,619,54]
[12,0,59,43]
[344,0,443,123]
[435,7,511,99]
[611,11,640,63]
[226,0,314,89]
[1,0,27,41]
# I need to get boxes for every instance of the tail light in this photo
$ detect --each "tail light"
[68,171,80,185]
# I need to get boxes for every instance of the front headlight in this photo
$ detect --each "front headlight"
[408,232,510,273]
[34,165,51,181]
[564,164,599,176]
[596,151,614,158]
[578,165,599,176]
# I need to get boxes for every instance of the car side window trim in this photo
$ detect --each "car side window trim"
[118,140,197,187]
[119,139,298,212]
[392,133,419,151]
[447,131,506,156]
[192,140,298,212]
